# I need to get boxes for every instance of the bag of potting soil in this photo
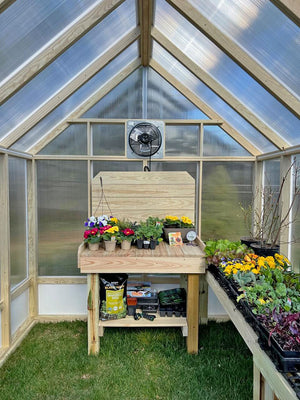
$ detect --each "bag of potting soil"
[99,274,128,320]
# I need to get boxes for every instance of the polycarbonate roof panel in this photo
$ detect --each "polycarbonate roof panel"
[0,0,135,141]
[187,0,300,98]
[10,42,139,152]
[155,0,300,146]
[152,41,276,153]
[0,0,100,83]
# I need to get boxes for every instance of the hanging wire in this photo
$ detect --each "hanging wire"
[93,176,113,217]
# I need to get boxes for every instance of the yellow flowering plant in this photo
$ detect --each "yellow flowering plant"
[164,215,181,226]
[180,216,194,228]
[101,225,119,241]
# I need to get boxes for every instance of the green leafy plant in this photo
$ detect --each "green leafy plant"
[204,239,251,266]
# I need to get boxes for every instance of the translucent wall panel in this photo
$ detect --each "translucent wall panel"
[203,125,251,156]
[291,155,300,272]
[0,0,135,140]
[165,125,200,157]
[147,68,208,119]
[11,42,138,152]
[263,159,280,188]
[93,161,142,177]
[92,124,125,156]
[0,0,97,82]
[188,0,300,97]
[202,162,253,241]
[155,0,299,146]
[37,161,88,276]
[152,41,276,154]
[83,68,143,119]
[9,157,27,288]
[39,124,87,155]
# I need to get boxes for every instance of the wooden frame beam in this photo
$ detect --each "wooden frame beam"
[0,154,11,348]
[152,28,288,150]
[0,0,16,13]
[149,59,261,156]
[166,0,300,118]
[1,28,140,149]
[270,0,300,26]
[0,0,125,105]
[138,0,153,66]
[29,59,141,154]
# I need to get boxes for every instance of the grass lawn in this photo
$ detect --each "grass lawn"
[0,321,252,400]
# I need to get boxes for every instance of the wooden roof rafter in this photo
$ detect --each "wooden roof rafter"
[138,0,154,66]
[270,0,300,27]
[149,59,261,157]
[0,0,16,14]
[0,28,140,149]
[0,0,125,105]
[29,59,141,155]
[152,28,288,150]
[166,0,300,119]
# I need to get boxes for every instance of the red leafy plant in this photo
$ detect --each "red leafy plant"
[257,309,300,352]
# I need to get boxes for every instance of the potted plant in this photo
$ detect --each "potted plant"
[101,225,119,252]
[83,227,100,251]
[116,219,135,250]
[163,215,195,242]
[240,159,300,256]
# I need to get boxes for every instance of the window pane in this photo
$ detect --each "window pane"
[0,0,135,139]
[83,68,143,119]
[203,125,250,156]
[165,125,200,156]
[9,157,27,288]
[202,162,253,241]
[154,0,299,146]
[11,42,139,152]
[39,124,87,155]
[0,0,98,82]
[152,41,276,154]
[188,0,300,96]
[147,68,208,119]
[92,124,125,156]
[37,161,88,276]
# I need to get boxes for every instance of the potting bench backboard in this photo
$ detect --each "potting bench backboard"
[92,171,195,222]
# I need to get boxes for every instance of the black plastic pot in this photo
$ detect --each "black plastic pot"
[150,239,157,250]
[240,236,260,249]
[250,243,280,257]
[136,239,143,249]
[143,240,150,249]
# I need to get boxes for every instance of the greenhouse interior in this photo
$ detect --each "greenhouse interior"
[0,0,299,399]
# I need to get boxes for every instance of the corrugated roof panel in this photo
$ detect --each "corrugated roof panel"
[187,0,300,97]
[152,41,277,153]
[155,0,300,146]
[0,0,135,142]
[0,0,99,83]
[10,42,139,152]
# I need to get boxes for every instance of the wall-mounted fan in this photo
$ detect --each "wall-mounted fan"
[127,120,164,159]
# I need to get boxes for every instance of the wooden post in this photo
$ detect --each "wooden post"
[87,273,99,355]
[27,160,38,318]
[0,154,11,348]
[253,362,261,400]
[199,275,208,324]
[186,274,199,354]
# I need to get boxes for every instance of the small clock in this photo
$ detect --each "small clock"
[186,230,197,244]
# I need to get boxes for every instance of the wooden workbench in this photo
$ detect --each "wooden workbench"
[78,238,206,355]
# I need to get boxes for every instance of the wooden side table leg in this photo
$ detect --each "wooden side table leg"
[199,275,208,325]
[87,273,99,355]
[187,274,200,354]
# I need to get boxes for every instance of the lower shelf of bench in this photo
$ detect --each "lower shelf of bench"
[98,315,188,336]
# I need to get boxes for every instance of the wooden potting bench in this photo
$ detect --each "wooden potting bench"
[78,237,206,355]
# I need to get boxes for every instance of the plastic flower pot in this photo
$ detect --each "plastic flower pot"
[136,239,143,249]
[150,239,157,250]
[143,240,150,249]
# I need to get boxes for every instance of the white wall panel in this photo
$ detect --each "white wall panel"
[0,311,2,347]
[11,289,29,336]
[38,284,87,315]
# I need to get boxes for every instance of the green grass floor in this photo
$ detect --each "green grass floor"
[0,321,253,400]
